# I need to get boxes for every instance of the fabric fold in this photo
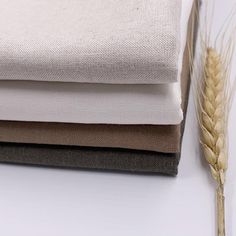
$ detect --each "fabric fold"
[0,81,183,125]
[0,122,181,153]
[0,0,182,84]
[0,143,180,176]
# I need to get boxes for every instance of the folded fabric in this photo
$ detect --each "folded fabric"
[0,0,194,125]
[0,81,182,125]
[0,0,195,153]
[0,0,185,84]
[0,1,198,176]
[0,143,180,176]
[0,36,190,151]
[0,122,181,153]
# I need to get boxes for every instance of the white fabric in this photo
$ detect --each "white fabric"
[0,0,181,84]
[0,0,193,125]
[0,81,182,125]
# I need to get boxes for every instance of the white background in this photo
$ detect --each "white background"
[0,0,235,235]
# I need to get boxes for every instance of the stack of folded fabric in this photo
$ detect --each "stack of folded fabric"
[0,0,196,175]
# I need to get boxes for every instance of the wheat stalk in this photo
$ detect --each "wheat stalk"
[201,47,228,236]
[191,1,236,235]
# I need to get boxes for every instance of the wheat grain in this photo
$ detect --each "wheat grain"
[201,47,228,185]
[200,48,228,236]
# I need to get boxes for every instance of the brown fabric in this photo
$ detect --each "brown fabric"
[0,122,180,153]
[0,3,195,154]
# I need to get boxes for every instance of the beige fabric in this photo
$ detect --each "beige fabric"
[0,0,181,84]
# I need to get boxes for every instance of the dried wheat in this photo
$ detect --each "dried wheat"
[190,1,236,236]
[200,47,228,236]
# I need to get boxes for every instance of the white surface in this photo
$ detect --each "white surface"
[0,1,236,236]
[0,0,193,125]
[0,0,181,84]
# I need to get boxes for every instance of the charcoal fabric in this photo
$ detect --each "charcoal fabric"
[0,143,180,176]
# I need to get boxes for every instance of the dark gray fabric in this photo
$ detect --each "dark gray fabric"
[0,143,179,175]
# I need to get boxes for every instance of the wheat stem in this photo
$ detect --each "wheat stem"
[217,184,225,236]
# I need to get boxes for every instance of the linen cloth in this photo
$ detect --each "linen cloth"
[0,81,182,125]
[0,143,180,176]
[0,0,193,125]
[0,122,180,153]
[0,0,181,84]
[0,1,197,176]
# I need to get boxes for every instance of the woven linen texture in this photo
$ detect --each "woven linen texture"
[0,0,181,84]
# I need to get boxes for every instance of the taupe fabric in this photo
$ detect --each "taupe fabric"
[0,122,180,153]
[0,143,180,176]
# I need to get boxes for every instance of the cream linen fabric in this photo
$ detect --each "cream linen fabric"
[0,0,181,84]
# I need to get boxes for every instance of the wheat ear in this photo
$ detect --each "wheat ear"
[200,47,228,236]
[191,1,236,235]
